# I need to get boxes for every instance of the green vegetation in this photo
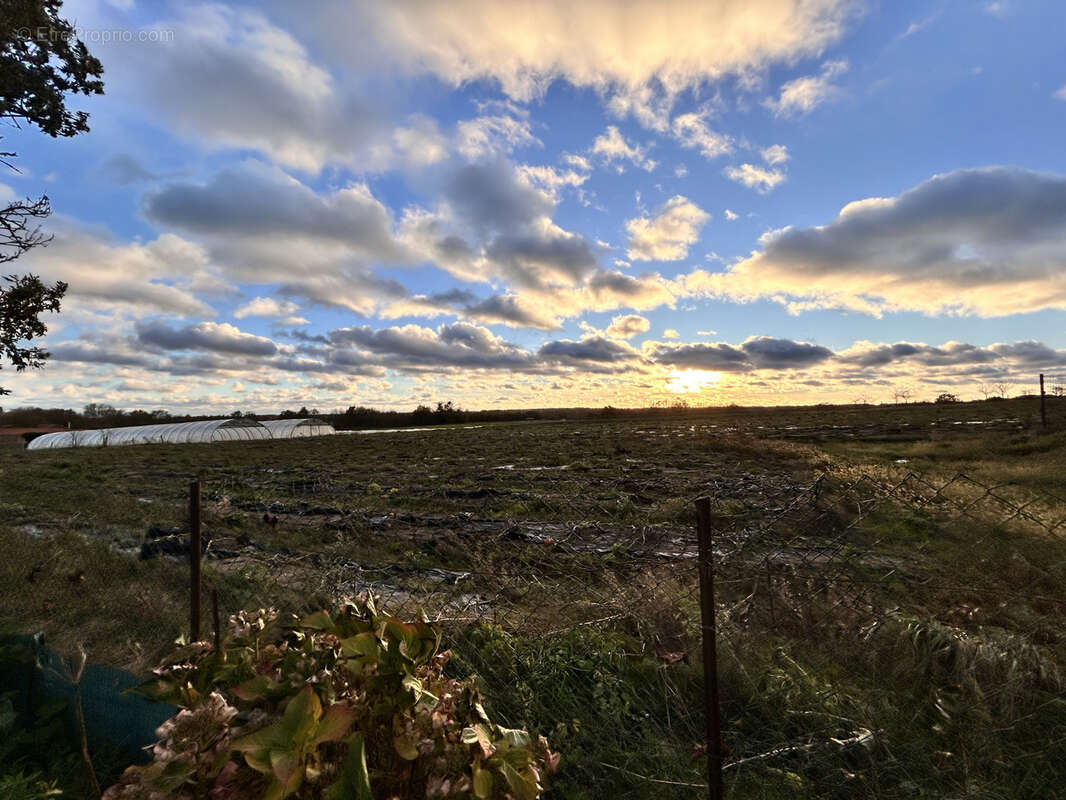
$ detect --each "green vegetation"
[106,600,556,799]
[1,400,1064,797]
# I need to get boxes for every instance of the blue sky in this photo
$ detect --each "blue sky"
[4,0,1066,412]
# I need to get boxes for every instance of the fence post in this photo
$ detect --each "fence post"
[695,497,724,800]
[190,479,202,642]
[1040,373,1047,429]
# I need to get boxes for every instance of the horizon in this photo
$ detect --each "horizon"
[6,1,1066,412]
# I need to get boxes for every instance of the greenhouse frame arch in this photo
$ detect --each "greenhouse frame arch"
[26,418,272,450]
[260,418,336,438]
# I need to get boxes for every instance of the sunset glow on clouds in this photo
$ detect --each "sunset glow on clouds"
[6,0,1066,412]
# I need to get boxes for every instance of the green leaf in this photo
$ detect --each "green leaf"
[301,610,334,630]
[497,761,539,800]
[280,686,321,742]
[313,702,357,745]
[497,726,531,749]
[233,721,287,761]
[232,673,279,702]
[473,766,493,799]
[394,734,419,760]
[460,727,480,745]
[269,748,300,787]
[340,632,381,660]
[326,733,373,800]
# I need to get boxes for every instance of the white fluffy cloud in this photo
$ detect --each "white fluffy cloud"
[766,59,848,117]
[671,113,733,160]
[331,0,857,101]
[591,126,657,172]
[723,163,786,192]
[13,219,223,318]
[686,166,1066,317]
[761,144,790,165]
[626,196,710,261]
[457,114,540,160]
[605,314,651,339]
[118,5,385,172]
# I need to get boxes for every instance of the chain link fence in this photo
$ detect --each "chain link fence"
[8,430,1066,798]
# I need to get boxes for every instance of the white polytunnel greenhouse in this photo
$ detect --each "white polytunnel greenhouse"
[26,418,273,450]
[260,418,336,438]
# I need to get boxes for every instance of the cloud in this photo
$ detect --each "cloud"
[333,1,857,102]
[766,59,848,117]
[648,335,833,371]
[687,166,1066,317]
[98,154,161,184]
[457,114,541,159]
[326,322,535,372]
[591,126,657,171]
[516,164,589,199]
[443,160,554,235]
[12,218,221,317]
[662,328,680,339]
[391,115,449,166]
[484,224,599,289]
[724,209,739,220]
[1054,85,1066,102]
[626,195,709,261]
[144,161,400,254]
[233,297,305,322]
[143,161,412,314]
[122,5,383,172]
[538,336,642,369]
[723,163,786,192]
[136,320,278,356]
[838,339,1066,369]
[605,314,651,339]
[761,144,790,165]
[671,113,732,160]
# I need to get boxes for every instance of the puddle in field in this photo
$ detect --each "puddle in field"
[340,425,485,435]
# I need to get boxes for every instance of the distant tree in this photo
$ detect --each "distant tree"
[1053,385,1066,398]
[977,383,993,401]
[150,409,169,419]
[297,405,310,416]
[893,387,913,404]
[935,393,959,404]
[83,402,117,418]
[993,382,1010,399]
[230,410,243,418]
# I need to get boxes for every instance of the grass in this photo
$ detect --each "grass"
[1,401,1065,797]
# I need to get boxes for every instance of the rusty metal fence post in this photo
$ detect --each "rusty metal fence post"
[190,479,202,641]
[1041,373,1047,428]
[695,497,723,800]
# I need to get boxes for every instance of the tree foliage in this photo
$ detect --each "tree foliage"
[0,273,65,394]
[0,0,103,395]
[0,0,105,137]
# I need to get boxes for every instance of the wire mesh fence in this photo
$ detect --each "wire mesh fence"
[10,443,1066,798]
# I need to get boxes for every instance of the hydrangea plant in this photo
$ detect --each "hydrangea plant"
[103,597,557,799]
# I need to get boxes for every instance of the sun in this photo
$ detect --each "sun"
[667,369,722,393]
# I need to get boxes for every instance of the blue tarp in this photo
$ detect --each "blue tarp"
[0,633,176,764]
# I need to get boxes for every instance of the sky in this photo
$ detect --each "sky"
[4,0,1066,413]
